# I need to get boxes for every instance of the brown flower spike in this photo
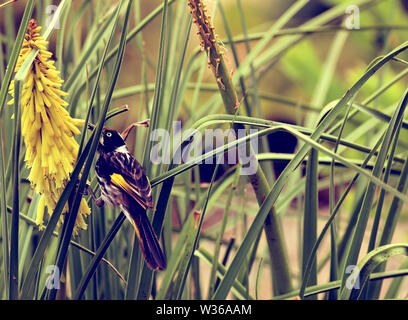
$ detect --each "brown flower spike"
[188,0,226,89]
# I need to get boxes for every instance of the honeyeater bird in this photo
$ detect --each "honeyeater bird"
[91,127,166,271]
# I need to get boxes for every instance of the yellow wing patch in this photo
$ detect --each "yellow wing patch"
[110,173,146,208]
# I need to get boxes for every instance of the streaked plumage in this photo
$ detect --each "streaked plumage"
[94,127,166,271]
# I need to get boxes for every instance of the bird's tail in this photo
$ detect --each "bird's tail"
[126,206,167,271]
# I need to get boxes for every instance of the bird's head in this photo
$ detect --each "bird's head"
[88,120,148,153]
[99,128,127,153]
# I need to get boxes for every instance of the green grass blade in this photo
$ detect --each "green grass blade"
[176,155,223,299]
[61,0,91,77]
[285,125,408,202]
[273,268,408,300]
[0,0,35,115]
[14,0,69,85]
[302,149,318,298]
[73,213,126,299]
[196,248,255,300]
[208,165,241,298]
[234,0,310,78]
[48,0,131,300]
[164,15,192,138]
[155,167,237,300]
[150,122,408,205]
[55,0,71,73]
[384,259,408,299]
[9,80,22,300]
[123,58,144,296]
[340,89,408,289]
[187,114,407,164]
[141,0,169,169]
[4,4,15,59]
[77,8,124,158]
[72,0,176,113]
[367,153,408,298]
[172,210,199,300]
[134,0,170,300]
[155,213,193,300]
[367,115,402,253]
[17,194,38,286]
[242,0,381,79]
[340,244,408,300]
[299,134,384,299]
[211,116,408,299]
[0,128,8,299]
[63,6,117,92]
[19,135,93,299]
[308,30,348,124]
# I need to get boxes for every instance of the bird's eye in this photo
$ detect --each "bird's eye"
[106,132,112,138]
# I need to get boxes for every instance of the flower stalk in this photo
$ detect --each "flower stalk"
[188,0,293,294]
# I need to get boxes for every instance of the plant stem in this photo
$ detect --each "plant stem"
[188,0,292,294]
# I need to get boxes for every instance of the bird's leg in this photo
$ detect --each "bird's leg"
[84,185,105,208]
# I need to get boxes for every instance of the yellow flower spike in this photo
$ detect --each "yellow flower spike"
[50,87,68,97]
[28,97,35,121]
[50,120,62,139]
[48,106,66,130]
[21,90,32,108]
[41,91,51,108]
[24,74,34,90]
[34,89,45,111]
[44,68,60,79]
[64,120,81,135]
[8,19,91,235]
[35,77,44,92]
[43,86,68,107]
[71,118,86,127]
[33,110,42,130]
[36,195,46,230]
[41,141,49,165]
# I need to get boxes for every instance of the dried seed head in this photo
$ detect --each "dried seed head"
[188,0,226,89]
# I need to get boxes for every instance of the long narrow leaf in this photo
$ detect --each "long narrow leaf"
[73,213,126,299]
[20,135,93,299]
[9,80,22,300]
[0,0,35,116]
[340,89,408,288]
[302,149,318,298]
[340,244,408,300]
[135,0,170,300]
[212,46,408,297]
[49,0,131,300]
[0,129,8,299]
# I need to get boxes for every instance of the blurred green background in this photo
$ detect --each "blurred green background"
[2,0,408,299]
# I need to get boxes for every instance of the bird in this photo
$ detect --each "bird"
[89,126,166,271]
